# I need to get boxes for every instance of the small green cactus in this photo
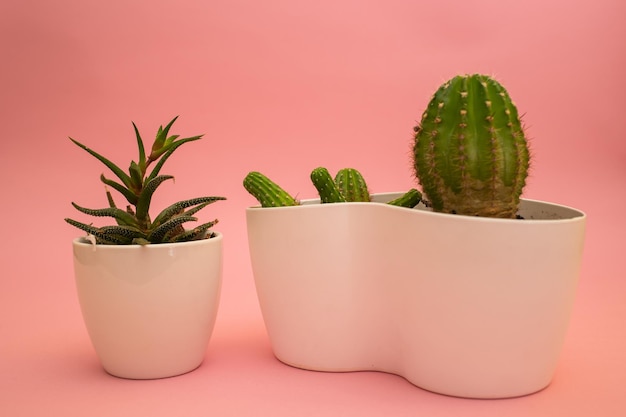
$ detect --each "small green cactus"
[65,117,225,245]
[334,168,370,202]
[413,74,530,218]
[243,171,299,207]
[245,167,420,210]
[310,167,346,203]
[387,189,422,208]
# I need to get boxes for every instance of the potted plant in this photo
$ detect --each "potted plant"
[66,117,225,379]
[243,74,586,399]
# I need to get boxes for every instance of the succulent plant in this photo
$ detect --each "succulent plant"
[387,189,422,208]
[334,168,370,202]
[310,167,347,203]
[243,171,299,207]
[244,168,421,209]
[65,116,225,245]
[412,74,530,218]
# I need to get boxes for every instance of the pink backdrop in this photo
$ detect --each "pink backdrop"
[1,0,625,415]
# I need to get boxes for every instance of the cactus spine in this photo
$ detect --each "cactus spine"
[412,74,530,218]
[243,171,299,207]
[334,168,370,202]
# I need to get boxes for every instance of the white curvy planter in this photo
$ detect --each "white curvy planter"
[72,233,223,379]
[246,194,586,399]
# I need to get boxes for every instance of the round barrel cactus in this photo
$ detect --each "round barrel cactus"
[413,74,530,218]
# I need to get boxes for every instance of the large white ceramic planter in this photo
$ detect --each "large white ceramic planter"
[72,233,223,379]
[247,193,586,398]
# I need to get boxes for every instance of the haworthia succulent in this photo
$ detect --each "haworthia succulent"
[65,117,224,244]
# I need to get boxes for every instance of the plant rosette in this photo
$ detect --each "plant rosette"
[246,192,585,398]
[66,117,225,379]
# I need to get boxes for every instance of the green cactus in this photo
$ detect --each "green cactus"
[65,117,225,244]
[386,189,422,208]
[245,167,422,210]
[310,167,346,203]
[412,74,530,218]
[243,171,299,207]
[334,168,371,202]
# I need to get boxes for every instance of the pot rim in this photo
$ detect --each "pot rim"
[72,230,223,248]
[246,192,586,223]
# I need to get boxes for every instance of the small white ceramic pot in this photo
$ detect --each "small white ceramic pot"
[246,194,586,398]
[72,233,223,379]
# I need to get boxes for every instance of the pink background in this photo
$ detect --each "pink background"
[1,0,625,415]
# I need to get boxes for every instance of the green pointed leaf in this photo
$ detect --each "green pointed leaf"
[146,214,196,243]
[104,189,127,226]
[135,175,174,224]
[164,134,180,148]
[150,116,179,158]
[65,218,131,244]
[132,122,146,170]
[70,202,139,227]
[100,174,138,205]
[99,236,128,244]
[128,160,143,191]
[149,134,203,164]
[146,136,202,181]
[70,137,133,189]
[169,219,218,243]
[183,201,213,217]
[160,204,211,241]
[99,225,146,240]
[152,196,226,227]
[105,189,117,208]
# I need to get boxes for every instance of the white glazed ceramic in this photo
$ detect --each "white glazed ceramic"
[247,194,586,398]
[72,233,223,379]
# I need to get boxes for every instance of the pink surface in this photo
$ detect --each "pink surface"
[1,0,624,415]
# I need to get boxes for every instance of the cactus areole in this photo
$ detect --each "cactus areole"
[413,74,530,218]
